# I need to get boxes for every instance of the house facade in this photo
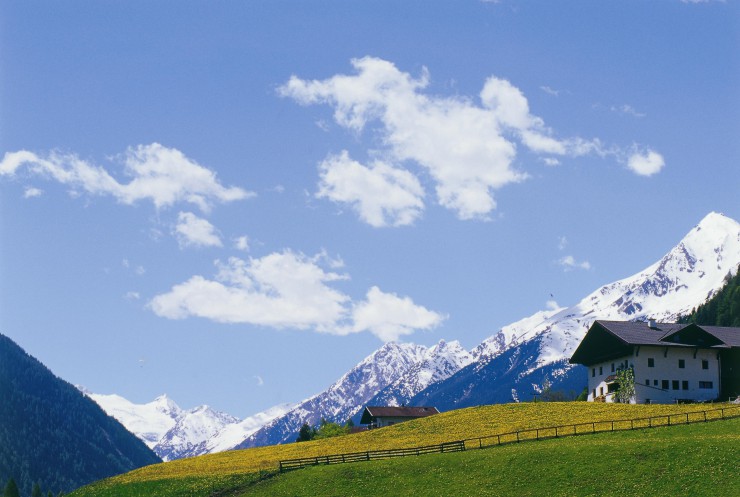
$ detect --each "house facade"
[570,320,740,404]
[360,406,439,428]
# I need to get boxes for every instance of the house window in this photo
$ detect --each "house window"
[599,366,603,375]
[611,363,615,373]
[593,389,596,398]
[702,360,709,370]
[672,380,680,390]
[699,381,713,389]
[682,380,689,390]
[648,358,655,367]
[645,379,650,385]
[599,387,604,396]
[653,379,658,386]
[661,380,669,390]
[678,359,685,369]
[592,368,596,377]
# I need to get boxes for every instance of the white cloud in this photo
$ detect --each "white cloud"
[542,158,560,167]
[610,104,646,118]
[281,57,652,222]
[124,291,141,301]
[627,149,665,177]
[545,299,560,311]
[175,212,223,248]
[316,151,425,227]
[253,375,264,387]
[0,143,252,211]
[557,236,568,251]
[149,251,350,331]
[558,255,591,271]
[234,235,250,252]
[540,85,560,97]
[23,187,43,198]
[351,286,445,342]
[149,250,443,341]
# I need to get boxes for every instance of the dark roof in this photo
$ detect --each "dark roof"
[570,320,740,366]
[360,406,439,424]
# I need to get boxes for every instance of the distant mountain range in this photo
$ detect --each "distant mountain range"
[0,334,160,496]
[87,212,740,460]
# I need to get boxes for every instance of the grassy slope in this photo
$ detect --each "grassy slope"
[69,403,739,497]
[246,418,740,497]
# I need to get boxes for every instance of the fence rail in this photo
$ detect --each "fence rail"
[279,440,465,472]
[465,404,740,450]
[278,404,740,473]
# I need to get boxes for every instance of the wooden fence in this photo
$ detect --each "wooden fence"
[464,404,740,450]
[279,440,465,472]
[278,404,740,473]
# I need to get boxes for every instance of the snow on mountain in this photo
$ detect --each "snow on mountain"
[491,211,740,370]
[85,392,182,449]
[235,341,429,448]
[84,390,285,461]
[368,339,473,407]
[154,405,240,461]
[411,212,740,409]
[194,403,297,454]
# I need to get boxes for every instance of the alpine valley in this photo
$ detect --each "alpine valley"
[87,212,740,461]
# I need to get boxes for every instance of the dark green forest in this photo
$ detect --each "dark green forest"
[0,333,160,496]
[679,268,740,326]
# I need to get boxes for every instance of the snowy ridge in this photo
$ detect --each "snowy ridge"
[476,212,740,370]
[235,342,428,448]
[368,339,473,406]
[409,212,740,409]
[84,390,284,461]
[85,392,182,450]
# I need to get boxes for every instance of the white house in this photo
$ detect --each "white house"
[570,320,740,404]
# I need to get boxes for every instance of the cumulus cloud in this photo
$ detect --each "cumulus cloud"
[317,151,425,227]
[280,57,659,223]
[0,143,252,211]
[558,255,592,271]
[175,212,223,248]
[627,149,665,177]
[351,286,445,342]
[149,250,443,341]
[234,235,250,251]
[23,187,43,198]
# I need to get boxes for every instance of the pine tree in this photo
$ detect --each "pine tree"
[32,482,42,497]
[3,478,20,497]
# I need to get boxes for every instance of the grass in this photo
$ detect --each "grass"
[241,418,740,497]
[69,402,740,497]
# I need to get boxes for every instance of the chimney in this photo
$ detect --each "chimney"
[648,318,658,329]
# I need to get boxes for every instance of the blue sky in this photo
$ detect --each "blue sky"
[1,1,738,417]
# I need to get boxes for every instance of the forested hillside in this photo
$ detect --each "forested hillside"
[680,268,740,326]
[0,333,160,496]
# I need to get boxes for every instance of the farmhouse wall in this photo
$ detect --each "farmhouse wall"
[587,346,719,404]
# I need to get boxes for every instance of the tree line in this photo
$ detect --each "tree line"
[3,478,63,497]
[679,268,740,326]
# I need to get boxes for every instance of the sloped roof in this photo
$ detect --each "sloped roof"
[570,320,740,366]
[360,406,439,424]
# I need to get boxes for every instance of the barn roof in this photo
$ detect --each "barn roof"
[360,406,439,424]
[569,320,740,366]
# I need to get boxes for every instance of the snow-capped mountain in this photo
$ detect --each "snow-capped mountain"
[192,403,296,454]
[153,405,240,461]
[367,339,473,407]
[84,391,284,461]
[84,392,182,450]
[234,341,428,449]
[411,212,740,409]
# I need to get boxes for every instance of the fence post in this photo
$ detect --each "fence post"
[536,429,539,440]
[366,452,370,461]
[516,431,520,443]
[479,438,482,449]
[611,421,614,432]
